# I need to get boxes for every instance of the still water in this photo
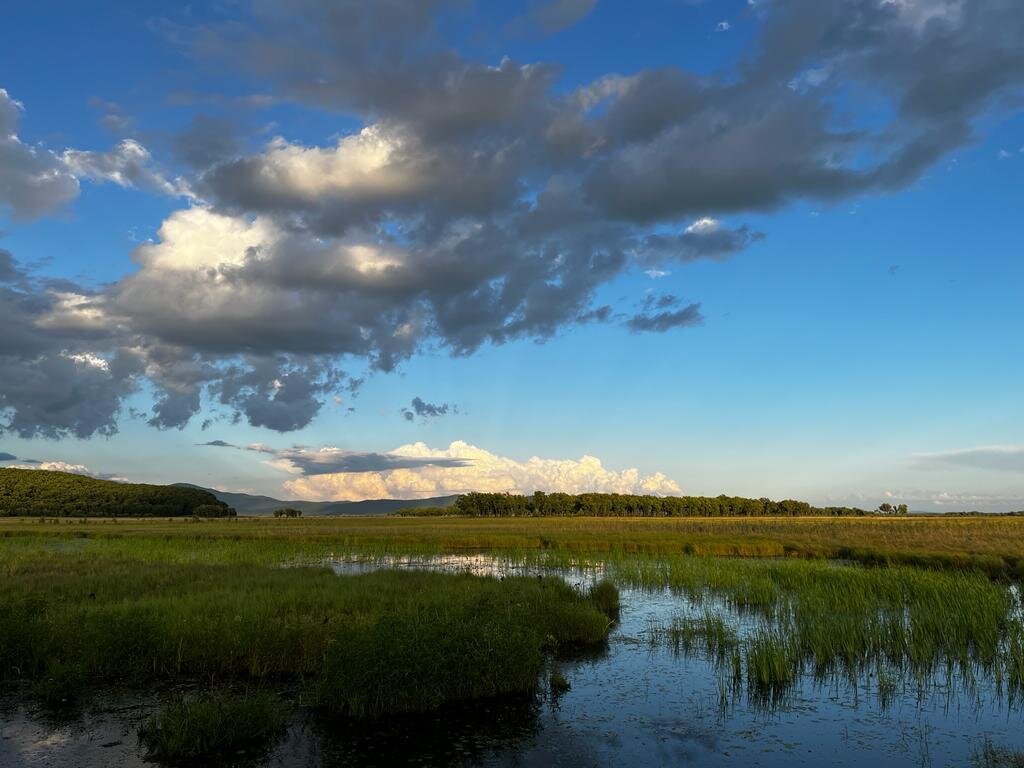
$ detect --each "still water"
[2,554,1021,767]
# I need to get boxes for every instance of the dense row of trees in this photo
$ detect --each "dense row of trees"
[877,503,909,515]
[0,469,235,517]
[450,492,877,518]
[273,507,303,518]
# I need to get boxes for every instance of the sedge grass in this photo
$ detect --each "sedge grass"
[634,555,1023,705]
[138,691,287,764]
[0,550,615,716]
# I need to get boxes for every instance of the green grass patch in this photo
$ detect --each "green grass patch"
[2,514,1024,577]
[634,556,1023,704]
[139,691,287,764]
[0,551,614,715]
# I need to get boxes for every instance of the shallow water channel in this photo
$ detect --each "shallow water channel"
[2,554,1022,767]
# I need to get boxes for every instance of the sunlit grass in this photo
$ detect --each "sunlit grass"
[2,515,1021,721]
[0,550,615,716]
[2,513,1022,576]
[635,556,1023,706]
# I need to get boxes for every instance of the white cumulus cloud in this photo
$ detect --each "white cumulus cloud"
[282,440,682,501]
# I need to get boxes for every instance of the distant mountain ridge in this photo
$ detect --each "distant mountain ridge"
[173,484,459,516]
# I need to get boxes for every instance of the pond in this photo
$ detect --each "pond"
[2,554,1021,767]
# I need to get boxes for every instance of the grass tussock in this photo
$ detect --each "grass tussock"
[0,551,615,715]
[636,556,1023,704]
[138,691,287,764]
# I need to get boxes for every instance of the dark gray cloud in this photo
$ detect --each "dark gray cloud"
[0,89,79,220]
[0,245,359,438]
[0,251,140,439]
[628,294,704,333]
[278,448,470,475]
[0,452,17,461]
[0,249,23,283]
[401,396,455,421]
[199,438,471,475]
[214,358,341,432]
[636,220,765,265]
[4,0,1022,439]
[172,114,240,169]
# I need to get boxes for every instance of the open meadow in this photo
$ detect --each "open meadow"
[2,513,1023,575]
[2,514,1024,765]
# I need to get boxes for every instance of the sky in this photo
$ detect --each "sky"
[0,0,1022,510]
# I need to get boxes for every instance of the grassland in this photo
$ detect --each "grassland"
[2,513,1023,576]
[0,551,614,708]
[2,513,1022,761]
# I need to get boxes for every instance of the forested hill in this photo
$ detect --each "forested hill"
[427,492,881,517]
[174,483,459,517]
[0,469,234,517]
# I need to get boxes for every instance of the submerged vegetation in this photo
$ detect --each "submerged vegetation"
[974,740,1024,768]
[0,469,234,517]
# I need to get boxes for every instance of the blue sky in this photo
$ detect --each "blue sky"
[1,0,1022,509]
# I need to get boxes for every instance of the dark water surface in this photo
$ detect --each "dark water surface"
[2,555,1021,767]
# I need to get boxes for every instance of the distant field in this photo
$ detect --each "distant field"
[2,514,1022,577]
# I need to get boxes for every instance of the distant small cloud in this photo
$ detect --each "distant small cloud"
[716,20,731,31]
[644,268,670,279]
[627,294,704,333]
[577,304,613,324]
[912,445,1024,474]
[0,452,17,461]
[998,149,1013,160]
[508,0,597,37]
[200,439,468,475]
[401,396,456,422]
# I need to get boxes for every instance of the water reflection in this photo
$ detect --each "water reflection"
[2,553,1022,767]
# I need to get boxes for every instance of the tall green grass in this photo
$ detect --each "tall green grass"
[633,556,1023,705]
[0,550,615,716]
[139,691,287,764]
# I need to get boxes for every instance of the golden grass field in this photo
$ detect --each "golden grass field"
[2,514,1022,575]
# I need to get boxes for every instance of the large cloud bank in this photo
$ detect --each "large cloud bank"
[277,440,683,501]
[3,0,1024,438]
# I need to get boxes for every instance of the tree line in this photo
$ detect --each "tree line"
[0,469,235,517]
[448,491,883,517]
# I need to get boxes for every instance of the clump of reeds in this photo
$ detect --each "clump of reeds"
[637,555,1021,707]
[138,691,287,764]
[649,612,739,661]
